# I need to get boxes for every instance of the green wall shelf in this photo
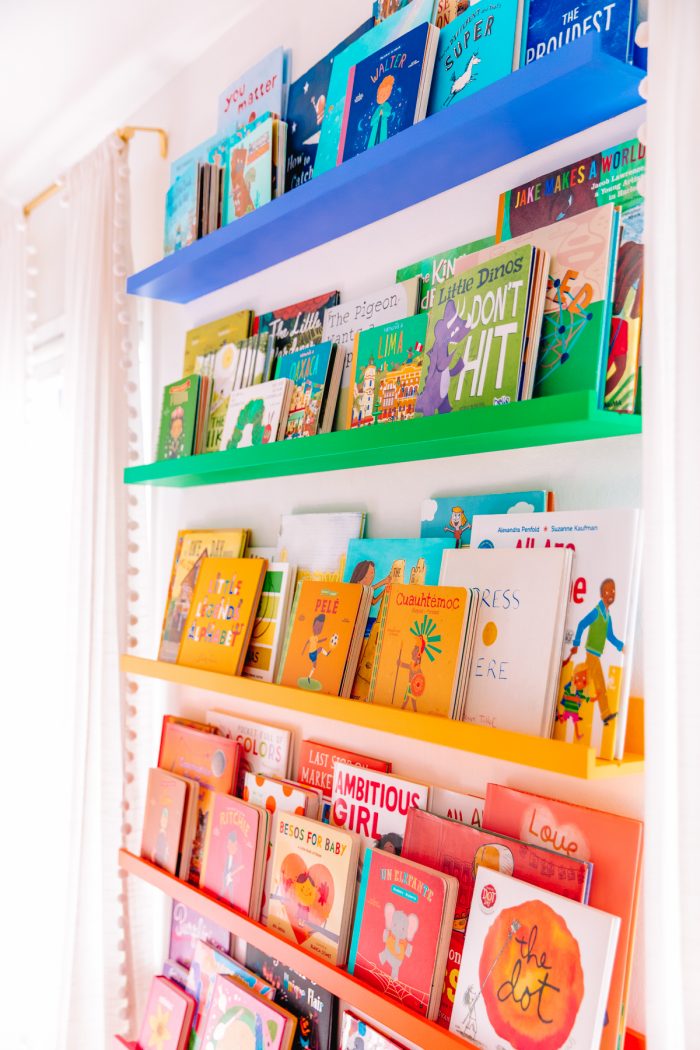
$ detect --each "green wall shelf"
[125,391,641,488]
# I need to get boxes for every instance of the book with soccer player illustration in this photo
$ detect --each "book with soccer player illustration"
[348,313,429,428]
[420,490,551,548]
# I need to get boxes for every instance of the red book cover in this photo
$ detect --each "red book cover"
[403,808,590,935]
[347,847,455,1018]
[199,793,263,915]
[297,739,391,798]
[437,928,464,1030]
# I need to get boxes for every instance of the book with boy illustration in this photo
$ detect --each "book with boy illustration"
[220,377,294,450]
[349,313,429,427]
[199,793,269,918]
[274,340,343,438]
[420,490,551,548]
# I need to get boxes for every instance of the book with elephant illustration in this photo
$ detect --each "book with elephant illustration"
[219,377,294,450]
[348,313,429,427]
[347,847,458,1020]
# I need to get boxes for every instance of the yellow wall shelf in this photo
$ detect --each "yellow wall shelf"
[121,655,644,780]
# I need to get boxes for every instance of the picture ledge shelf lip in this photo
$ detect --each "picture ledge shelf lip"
[120,654,644,780]
[126,37,645,304]
[124,391,642,488]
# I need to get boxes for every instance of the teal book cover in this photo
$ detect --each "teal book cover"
[274,339,335,438]
[165,133,231,252]
[314,0,436,177]
[428,0,521,115]
[349,313,428,428]
[420,491,549,547]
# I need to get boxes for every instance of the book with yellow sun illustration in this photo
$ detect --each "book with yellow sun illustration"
[137,975,196,1050]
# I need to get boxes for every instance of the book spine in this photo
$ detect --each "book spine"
[276,581,302,684]
[346,849,371,974]
[367,587,391,703]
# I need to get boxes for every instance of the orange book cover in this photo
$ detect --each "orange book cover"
[177,557,267,675]
[140,768,189,876]
[277,581,365,695]
[369,583,468,716]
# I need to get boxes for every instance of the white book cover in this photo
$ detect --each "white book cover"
[321,278,420,430]
[219,377,292,451]
[276,511,365,582]
[330,761,429,856]
[206,710,291,792]
[450,868,619,1050]
[242,770,320,818]
[430,786,484,828]
[243,561,296,683]
[217,47,288,133]
[470,509,641,760]
[440,547,572,738]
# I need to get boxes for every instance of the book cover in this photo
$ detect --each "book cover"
[470,508,641,759]
[330,762,429,855]
[428,0,521,115]
[483,783,643,1050]
[164,166,198,255]
[277,581,366,695]
[218,47,288,132]
[243,771,320,818]
[274,340,336,438]
[163,959,190,989]
[206,710,292,789]
[138,976,195,1050]
[396,234,496,312]
[347,848,456,1017]
[276,511,366,583]
[496,137,646,412]
[349,313,428,427]
[198,974,295,1050]
[438,928,464,1028]
[524,0,636,65]
[337,23,435,163]
[342,536,454,700]
[244,563,297,682]
[156,375,201,460]
[430,786,484,827]
[246,947,337,1050]
[415,243,539,415]
[168,901,229,967]
[265,814,358,965]
[203,334,269,451]
[321,279,421,431]
[220,378,292,450]
[369,583,469,716]
[258,291,340,373]
[141,768,188,875]
[435,0,471,26]
[297,740,391,799]
[177,556,267,675]
[340,1013,407,1050]
[285,17,374,191]
[420,490,549,548]
[186,941,275,1050]
[315,0,437,176]
[200,794,263,914]
[225,114,280,222]
[183,310,253,376]
[158,529,249,663]
[450,868,620,1050]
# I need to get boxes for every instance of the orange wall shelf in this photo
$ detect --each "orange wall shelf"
[121,654,644,781]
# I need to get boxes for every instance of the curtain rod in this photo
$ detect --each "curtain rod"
[22,125,168,217]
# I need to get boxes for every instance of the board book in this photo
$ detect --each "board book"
[156,375,201,460]
[168,900,229,967]
[330,761,429,856]
[246,946,337,1050]
[340,1013,406,1050]
[186,940,276,1050]
[274,339,343,438]
[199,973,296,1050]
[420,490,550,548]
[206,709,292,791]
[225,113,286,223]
[199,793,269,918]
[297,740,391,799]
[430,785,484,827]
[275,511,366,583]
[183,310,253,376]
[141,767,192,877]
[244,562,298,683]
[220,377,293,450]
[137,976,195,1050]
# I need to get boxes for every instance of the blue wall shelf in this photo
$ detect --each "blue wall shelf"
[127,37,644,304]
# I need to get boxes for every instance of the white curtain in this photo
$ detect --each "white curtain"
[644,3,700,1047]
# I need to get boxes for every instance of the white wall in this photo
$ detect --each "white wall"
[123,0,646,1037]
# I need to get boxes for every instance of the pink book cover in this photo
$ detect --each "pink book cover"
[168,901,229,967]
[186,940,276,1050]
[137,975,196,1050]
[403,808,590,935]
[158,717,241,793]
[199,793,261,914]
[483,783,643,1050]
[141,768,188,875]
[199,973,293,1050]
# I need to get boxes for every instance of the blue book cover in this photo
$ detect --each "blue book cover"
[285,17,373,192]
[165,133,231,253]
[343,535,454,624]
[525,0,637,65]
[274,340,336,438]
[217,46,289,132]
[315,0,436,177]
[420,491,549,547]
[338,23,433,164]
[428,0,521,114]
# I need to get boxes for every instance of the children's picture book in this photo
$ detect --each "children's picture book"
[430,786,484,828]
[274,340,342,438]
[349,313,428,427]
[483,783,643,1050]
[164,167,199,255]
[258,291,340,377]
[337,22,439,164]
[186,940,276,1050]
[156,375,201,460]
[162,959,189,989]
[496,137,646,412]
[137,976,196,1050]
[183,310,253,376]
[219,377,293,450]
[470,508,642,759]
[176,556,267,675]
[330,762,430,856]
[225,113,286,222]
[206,710,292,791]
[199,333,271,451]
[285,17,374,191]
[524,0,637,65]
[420,490,550,548]
[438,928,465,1029]
[242,771,322,820]
[199,793,266,915]
[321,278,421,430]
[168,901,229,967]
[450,868,620,1050]
[265,813,360,966]
[218,47,289,132]
[244,563,298,683]
[246,946,337,1050]
[340,1013,407,1050]
[396,234,496,312]
[297,740,392,800]
[158,529,249,663]
[141,768,189,875]
[428,0,523,115]
[199,974,296,1050]
[347,848,458,1019]
[275,511,366,582]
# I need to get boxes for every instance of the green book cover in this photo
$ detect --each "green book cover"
[156,374,201,460]
[415,244,536,415]
[349,313,428,428]
[396,234,495,312]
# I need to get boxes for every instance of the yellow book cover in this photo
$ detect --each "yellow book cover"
[177,556,266,675]
[369,583,468,717]
[277,581,365,696]
[159,529,249,663]
[182,309,253,375]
